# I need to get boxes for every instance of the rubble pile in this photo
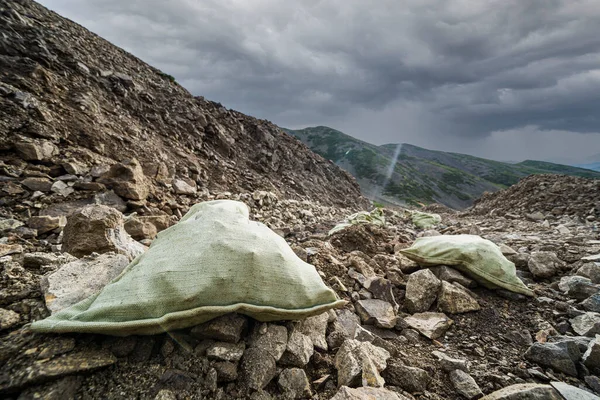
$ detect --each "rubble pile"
[2,1,600,399]
[468,174,600,222]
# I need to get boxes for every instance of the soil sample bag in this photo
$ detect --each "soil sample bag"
[32,200,345,335]
[400,234,534,296]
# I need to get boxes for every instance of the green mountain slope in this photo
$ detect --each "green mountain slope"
[284,126,600,209]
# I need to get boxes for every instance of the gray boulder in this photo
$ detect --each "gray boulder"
[405,269,441,313]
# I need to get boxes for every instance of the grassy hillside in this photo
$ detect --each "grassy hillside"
[284,126,600,209]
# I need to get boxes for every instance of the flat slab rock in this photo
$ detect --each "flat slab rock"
[331,386,411,400]
[551,381,600,400]
[404,312,453,340]
[480,383,562,399]
[40,253,129,314]
[0,349,116,392]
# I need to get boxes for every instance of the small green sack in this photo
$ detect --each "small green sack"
[31,200,345,336]
[410,210,442,229]
[400,234,534,297]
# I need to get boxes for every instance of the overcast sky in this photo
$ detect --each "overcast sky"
[39,0,600,163]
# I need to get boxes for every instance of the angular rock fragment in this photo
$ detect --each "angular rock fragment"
[480,383,562,399]
[172,178,197,195]
[331,386,408,400]
[62,204,145,260]
[97,158,149,201]
[404,312,453,339]
[27,215,63,234]
[432,351,469,372]
[205,341,245,362]
[558,276,599,301]
[405,269,441,313]
[550,381,599,400]
[248,323,288,361]
[278,368,312,399]
[279,329,313,367]
[528,251,563,279]
[355,299,397,329]
[449,370,483,400]
[334,339,390,388]
[0,308,20,330]
[382,361,430,393]
[429,265,476,288]
[15,140,58,161]
[191,313,248,343]
[239,347,277,391]
[298,312,329,351]
[524,341,580,376]
[437,281,480,314]
[570,312,600,337]
[40,253,129,313]
[582,335,600,369]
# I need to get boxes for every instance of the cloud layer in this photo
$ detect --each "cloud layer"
[39,0,600,162]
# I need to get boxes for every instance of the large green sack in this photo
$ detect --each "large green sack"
[31,200,345,336]
[400,234,534,297]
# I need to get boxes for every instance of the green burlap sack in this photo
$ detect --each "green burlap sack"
[410,210,442,229]
[400,234,534,297]
[328,208,385,235]
[31,200,345,336]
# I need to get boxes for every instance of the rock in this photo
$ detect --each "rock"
[15,140,58,161]
[0,349,116,392]
[62,204,145,260]
[297,312,329,351]
[558,276,599,301]
[577,263,600,283]
[582,294,600,313]
[172,179,197,195]
[528,251,563,279]
[213,361,238,382]
[330,386,407,400]
[480,383,562,399]
[98,158,149,200]
[17,376,83,400]
[0,218,25,232]
[51,180,74,197]
[404,312,453,339]
[23,252,76,269]
[278,368,312,399]
[0,244,22,258]
[405,269,441,313]
[449,369,483,400]
[21,177,53,192]
[382,361,430,393]
[155,390,178,400]
[240,347,277,391]
[0,308,20,330]
[432,350,469,372]
[550,381,599,400]
[279,329,313,367]
[334,339,390,388]
[585,375,600,394]
[191,314,248,343]
[355,299,397,328]
[27,215,63,234]
[437,281,480,314]
[206,342,245,362]
[524,341,580,376]
[583,335,600,369]
[40,252,129,313]
[526,212,545,221]
[571,312,600,337]
[363,277,398,309]
[124,216,158,240]
[506,330,533,347]
[248,323,288,361]
[95,191,128,212]
[429,265,476,288]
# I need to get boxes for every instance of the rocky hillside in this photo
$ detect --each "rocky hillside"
[286,126,600,209]
[0,0,366,226]
[2,170,600,399]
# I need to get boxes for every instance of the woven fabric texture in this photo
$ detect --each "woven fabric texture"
[400,234,534,297]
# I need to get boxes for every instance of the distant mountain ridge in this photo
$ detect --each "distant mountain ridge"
[284,126,600,209]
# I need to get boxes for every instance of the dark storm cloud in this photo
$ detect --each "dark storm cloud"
[38,0,600,161]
